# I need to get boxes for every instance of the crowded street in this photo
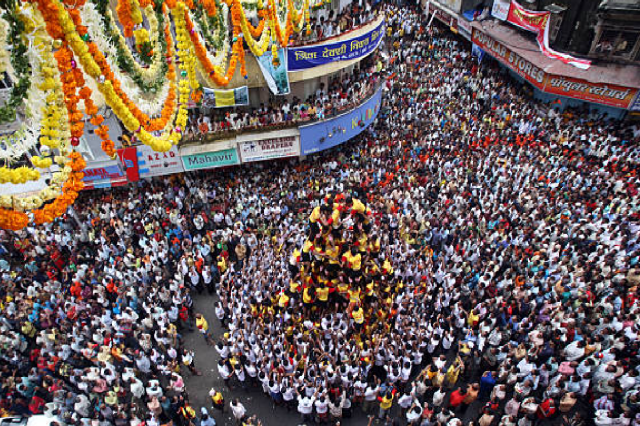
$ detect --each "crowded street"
[0,2,639,426]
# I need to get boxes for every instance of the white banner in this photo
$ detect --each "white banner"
[239,135,300,163]
[137,145,184,177]
[491,0,510,20]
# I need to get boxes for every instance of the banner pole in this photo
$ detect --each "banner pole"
[427,7,436,27]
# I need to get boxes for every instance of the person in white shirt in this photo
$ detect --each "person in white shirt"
[230,399,246,424]
[296,390,317,422]
[363,383,379,413]
[314,395,329,422]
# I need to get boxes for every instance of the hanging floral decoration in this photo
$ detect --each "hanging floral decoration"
[0,0,322,230]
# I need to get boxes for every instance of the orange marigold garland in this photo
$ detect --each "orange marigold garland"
[184,7,240,85]
[116,0,135,38]
[0,208,29,231]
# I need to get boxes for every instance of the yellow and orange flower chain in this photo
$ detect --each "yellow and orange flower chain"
[1,0,313,230]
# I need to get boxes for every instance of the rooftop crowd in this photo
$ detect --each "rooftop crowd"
[1,3,640,426]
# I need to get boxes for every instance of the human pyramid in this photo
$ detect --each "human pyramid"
[279,193,397,333]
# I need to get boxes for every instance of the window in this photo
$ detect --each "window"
[547,13,563,44]
[593,28,640,60]
[544,4,566,44]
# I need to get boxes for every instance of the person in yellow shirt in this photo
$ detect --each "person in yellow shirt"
[324,242,341,273]
[302,240,314,263]
[351,305,365,329]
[278,291,290,309]
[381,258,393,275]
[355,232,368,253]
[327,207,342,230]
[336,280,350,299]
[467,309,480,327]
[217,255,227,274]
[316,284,330,310]
[342,247,362,273]
[351,250,362,272]
[195,313,214,345]
[368,237,381,254]
[309,205,322,239]
[288,280,301,296]
[209,387,225,412]
[348,287,362,305]
[302,286,315,305]
[289,247,301,276]
[378,390,395,419]
[364,281,376,303]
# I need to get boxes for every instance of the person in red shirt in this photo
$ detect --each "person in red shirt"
[537,397,556,420]
[449,387,467,411]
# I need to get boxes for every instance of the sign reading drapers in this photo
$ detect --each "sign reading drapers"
[287,19,385,71]
[239,136,300,162]
[202,86,250,108]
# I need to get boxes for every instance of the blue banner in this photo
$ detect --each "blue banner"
[287,19,385,71]
[630,92,640,112]
[299,85,383,155]
[256,48,290,95]
[472,43,485,64]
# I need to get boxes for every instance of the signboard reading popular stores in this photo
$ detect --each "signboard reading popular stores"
[471,28,545,88]
[239,135,300,163]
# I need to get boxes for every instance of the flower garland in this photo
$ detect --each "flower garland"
[56,0,181,136]
[266,0,293,47]
[193,0,231,71]
[236,0,270,57]
[81,2,171,116]
[186,2,244,86]
[91,0,168,92]
[53,0,187,151]
[116,0,135,37]
[0,208,29,231]
[0,17,9,75]
[0,167,41,185]
[0,2,85,226]
[0,7,44,163]
[0,5,31,124]
[193,0,226,52]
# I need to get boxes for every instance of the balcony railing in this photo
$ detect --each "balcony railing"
[181,76,382,146]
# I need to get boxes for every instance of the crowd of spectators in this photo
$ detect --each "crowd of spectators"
[291,0,380,46]
[0,3,640,426]
[185,55,383,141]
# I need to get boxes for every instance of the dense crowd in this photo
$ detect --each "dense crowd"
[1,3,640,426]
[185,54,383,141]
